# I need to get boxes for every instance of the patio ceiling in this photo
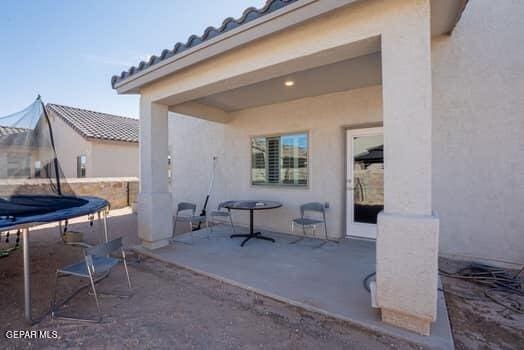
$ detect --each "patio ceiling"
[166,36,382,122]
[194,52,381,112]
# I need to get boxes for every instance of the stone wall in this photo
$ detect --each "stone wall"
[0,177,139,209]
[354,164,384,205]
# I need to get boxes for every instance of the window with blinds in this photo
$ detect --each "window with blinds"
[251,133,308,186]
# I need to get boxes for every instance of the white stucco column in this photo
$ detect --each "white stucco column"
[137,96,173,249]
[376,0,439,336]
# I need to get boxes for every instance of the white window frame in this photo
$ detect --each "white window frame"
[34,160,42,178]
[250,131,309,187]
[77,155,87,178]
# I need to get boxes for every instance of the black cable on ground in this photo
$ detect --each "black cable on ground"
[439,262,523,314]
[438,286,484,301]
[362,263,523,314]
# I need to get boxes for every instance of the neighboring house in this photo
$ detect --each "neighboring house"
[111,0,523,336]
[45,104,139,178]
[0,126,52,178]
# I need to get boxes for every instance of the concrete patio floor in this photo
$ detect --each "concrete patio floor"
[134,225,454,350]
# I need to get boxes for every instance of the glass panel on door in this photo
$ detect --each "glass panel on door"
[353,134,384,225]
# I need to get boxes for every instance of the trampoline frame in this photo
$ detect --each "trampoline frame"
[1,198,110,324]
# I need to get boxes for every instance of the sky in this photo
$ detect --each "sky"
[0,0,266,119]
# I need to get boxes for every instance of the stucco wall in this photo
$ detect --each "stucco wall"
[47,113,139,178]
[167,0,523,266]
[170,86,382,238]
[169,113,226,211]
[90,140,139,177]
[49,113,92,178]
[432,0,524,266]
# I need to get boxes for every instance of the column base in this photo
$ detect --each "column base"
[141,238,170,250]
[376,211,439,335]
[137,192,173,250]
[382,308,431,336]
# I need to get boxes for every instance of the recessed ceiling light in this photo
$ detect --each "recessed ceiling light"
[284,80,295,87]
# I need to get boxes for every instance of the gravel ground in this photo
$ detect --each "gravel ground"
[1,210,419,350]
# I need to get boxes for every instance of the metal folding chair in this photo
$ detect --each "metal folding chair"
[209,201,236,234]
[172,202,208,243]
[51,237,132,323]
[290,202,333,247]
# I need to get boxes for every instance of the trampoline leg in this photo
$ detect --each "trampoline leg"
[97,212,103,242]
[102,210,109,243]
[23,228,31,323]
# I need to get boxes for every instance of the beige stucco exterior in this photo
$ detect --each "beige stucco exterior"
[133,0,441,335]
[431,0,524,267]
[47,112,92,177]
[170,86,382,238]
[90,140,139,178]
[47,113,139,178]
[168,0,524,267]
[117,0,524,337]
[171,1,524,264]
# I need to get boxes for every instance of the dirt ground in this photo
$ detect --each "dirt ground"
[1,210,419,350]
[440,258,524,350]
[1,209,522,349]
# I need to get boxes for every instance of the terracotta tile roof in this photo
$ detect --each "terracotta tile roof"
[46,104,138,143]
[111,0,298,88]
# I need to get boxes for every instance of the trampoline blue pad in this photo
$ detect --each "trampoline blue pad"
[0,195,87,217]
[0,196,108,230]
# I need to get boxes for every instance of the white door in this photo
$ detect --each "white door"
[346,128,384,239]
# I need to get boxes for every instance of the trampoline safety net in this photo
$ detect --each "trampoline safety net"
[0,96,84,220]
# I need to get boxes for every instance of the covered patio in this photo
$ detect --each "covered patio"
[112,0,467,341]
[134,226,453,349]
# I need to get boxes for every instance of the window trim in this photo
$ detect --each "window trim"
[250,130,310,188]
[34,160,42,178]
[77,155,87,178]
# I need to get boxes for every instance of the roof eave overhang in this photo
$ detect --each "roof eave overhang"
[114,0,355,94]
[114,0,468,95]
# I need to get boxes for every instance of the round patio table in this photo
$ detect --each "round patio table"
[225,200,282,247]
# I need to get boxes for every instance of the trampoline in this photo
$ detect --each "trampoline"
[0,196,110,323]
[0,97,111,323]
[0,195,108,230]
